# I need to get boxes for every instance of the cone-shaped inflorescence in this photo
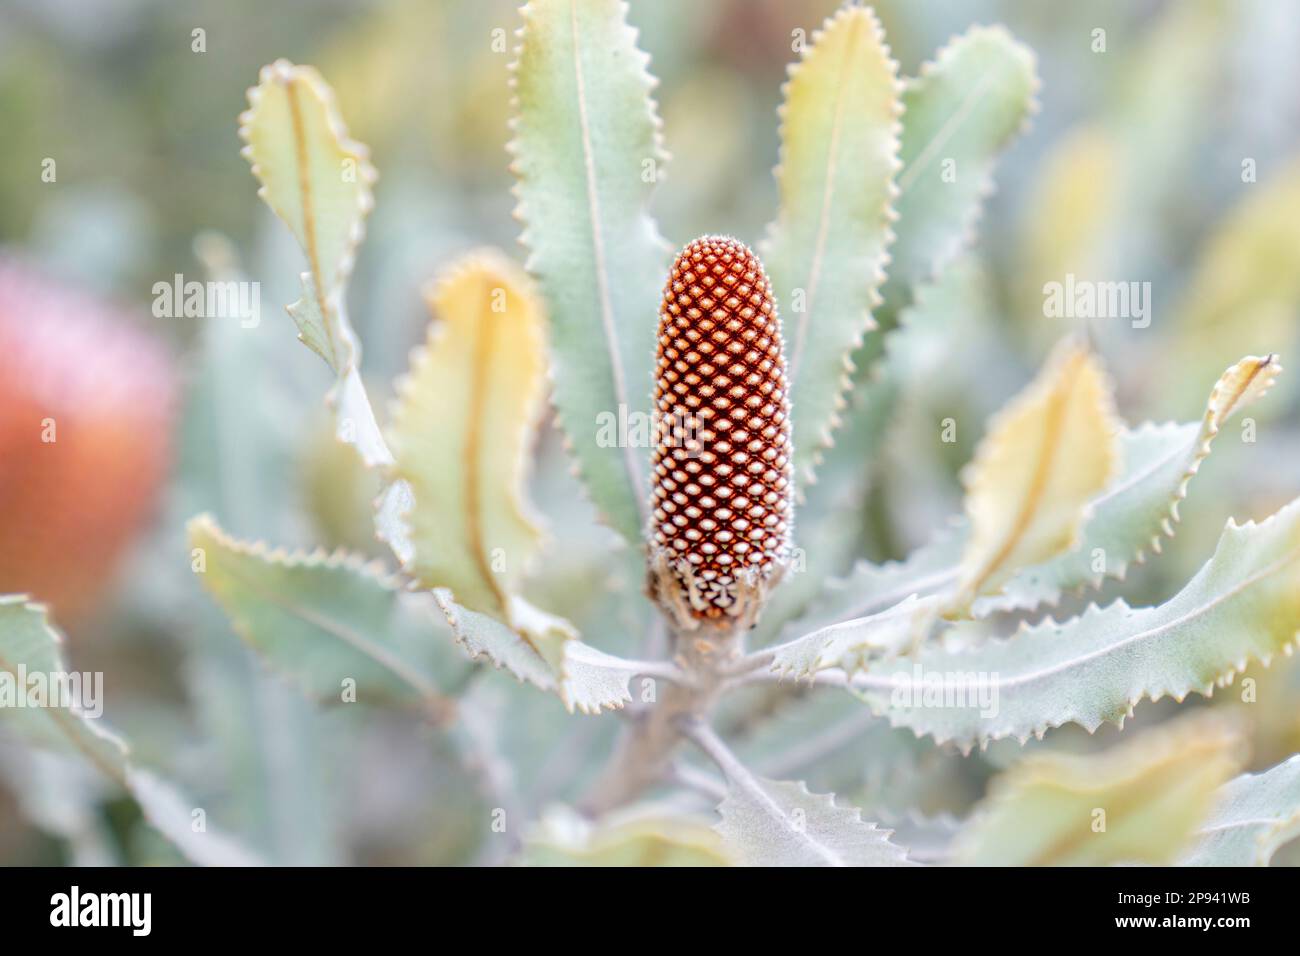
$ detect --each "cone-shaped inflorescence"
[647,236,793,633]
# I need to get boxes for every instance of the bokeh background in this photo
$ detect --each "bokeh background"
[2,0,1299,864]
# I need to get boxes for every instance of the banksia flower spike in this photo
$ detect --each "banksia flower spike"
[647,236,794,634]
[0,259,177,625]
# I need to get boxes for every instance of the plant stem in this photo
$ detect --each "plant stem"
[677,717,748,782]
[579,624,740,816]
[679,717,793,835]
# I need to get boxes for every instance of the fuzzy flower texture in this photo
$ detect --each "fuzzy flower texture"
[647,236,794,633]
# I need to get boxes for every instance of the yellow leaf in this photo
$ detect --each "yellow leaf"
[954,712,1243,866]
[762,3,902,487]
[1020,124,1117,311]
[1170,159,1300,405]
[388,250,547,621]
[522,809,732,866]
[954,339,1120,607]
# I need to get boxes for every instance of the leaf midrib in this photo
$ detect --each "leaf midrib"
[567,0,648,519]
[212,557,447,705]
[463,276,511,618]
[964,363,1074,597]
[282,75,340,369]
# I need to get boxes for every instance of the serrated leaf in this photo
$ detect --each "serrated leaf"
[509,0,668,542]
[1179,755,1300,866]
[240,59,394,473]
[780,354,1281,637]
[240,60,373,330]
[848,495,1300,750]
[976,353,1281,613]
[187,514,467,715]
[715,775,914,867]
[953,712,1242,866]
[434,590,670,715]
[952,339,1120,608]
[830,24,1038,461]
[0,596,262,866]
[761,4,901,488]
[0,596,128,782]
[885,25,1038,312]
[387,250,547,621]
[521,807,731,866]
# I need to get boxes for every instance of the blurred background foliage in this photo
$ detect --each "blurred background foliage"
[1,0,1299,864]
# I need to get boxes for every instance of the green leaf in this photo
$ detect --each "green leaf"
[387,250,548,620]
[0,596,127,781]
[521,807,732,866]
[240,60,393,471]
[848,495,1300,750]
[825,25,1037,485]
[434,590,677,715]
[716,775,914,867]
[1180,755,1300,866]
[240,59,417,570]
[885,26,1038,310]
[0,596,262,866]
[777,354,1281,637]
[187,515,468,716]
[953,712,1242,866]
[509,0,669,542]
[761,4,901,487]
[686,717,913,866]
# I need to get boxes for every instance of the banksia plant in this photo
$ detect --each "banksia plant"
[7,0,1300,871]
[0,260,176,624]
[648,236,793,633]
